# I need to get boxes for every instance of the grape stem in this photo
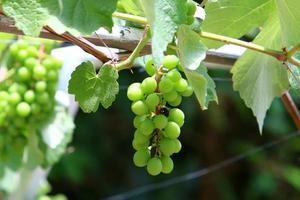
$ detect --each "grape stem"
[116,26,151,71]
[112,11,300,67]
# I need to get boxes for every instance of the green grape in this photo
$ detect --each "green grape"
[8,83,19,93]
[187,1,197,16]
[134,130,150,144]
[133,149,151,167]
[24,57,38,69]
[42,58,55,69]
[164,122,181,139]
[52,58,63,69]
[16,49,29,62]
[187,16,195,25]
[36,93,49,104]
[132,139,149,151]
[168,108,185,127]
[17,40,29,49]
[127,83,144,101]
[133,115,146,128]
[139,119,155,136]
[35,81,47,93]
[172,139,182,153]
[153,115,168,129]
[16,102,31,117]
[9,92,21,105]
[31,103,41,115]
[145,93,160,109]
[178,63,184,72]
[163,90,178,102]
[181,86,193,97]
[17,84,27,95]
[33,65,46,80]
[159,138,175,156]
[159,78,174,93]
[24,90,35,103]
[17,67,30,81]
[141,77,157,94]
[147,157,162,176]
[162,55,179,70]
[166,70,182,82]
[145,58,156,76]
[131,101,148,116]
[27,46,38,57]
[161,156,174,174]
[168,95,182,107]
[175,78,188,92]
[0,91,9,101]
[47,69,59,82]
[9,43,19,56]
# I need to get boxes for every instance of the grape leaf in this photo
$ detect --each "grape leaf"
[2,0,118,36]
[68,61,119,113]
[41,104,75,166]
[140,0,187,65]
[231,14,289,133]
[118,0,144,16]
[202,0,275,48]
[184,65,218,110]
[177,25,207,70]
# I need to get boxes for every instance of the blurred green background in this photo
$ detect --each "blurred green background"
[48,67,300,200]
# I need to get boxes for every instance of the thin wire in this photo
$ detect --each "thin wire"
[103,131,300,200]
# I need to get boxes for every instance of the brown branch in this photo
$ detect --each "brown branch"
[44,26,110,62]
[281,92,300,130]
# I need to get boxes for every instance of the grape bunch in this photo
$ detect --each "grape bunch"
[127,55,193,176]
[0,40,62,169]
[186,0,197,25]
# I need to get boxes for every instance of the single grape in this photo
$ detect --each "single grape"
[161,156,174,174]
[42,58,56,70]
[153,115,168,129]
[9,92,21,105]
[134,130,150,144]
[24,57,38,69]
[36,93,49,104]
[52,58,63,69]
[163,90,178,102]
[31,103,41,115]
[187,1,197,16]
[9,43,19,56]
[16,49,29,62]
[47,70,59,82]
[33,65,46,80]
[160,138,175,156]
[131,101,148,116]
[133,115,146,128]
[162,55,179,70]
[166,70,182,82]
[132,139,149,151]
[168,95,182,107]
[168,108,185,127]
[17,67,30,81]
[159,78,174,93]
[133,149,151,167]
[147,157,162,176]
[16,102,31,117]
[172,139,182,153]
[127,83,144,101]
[35,81,47,93]
[164,122,181,139]
[181,86,193,97]
[27,46,38,57]
[145,58,156,76]
[0,91,9,101]
[175,78,188,92]
[139,119,155,136]
[141,77,157,94]
[145,93,160,109]
[24,90,35,103]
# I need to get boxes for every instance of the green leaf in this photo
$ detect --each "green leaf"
[231,14,289,133]
[140,0,187,65]
[276,0,300,46]
[177,25,208,70]
[68,61,119,113]
[2,0,118,36]
[118,0,144,16]
[184,65,218,110]
[282,165,300,191]
[202,0,275,48]
[41,105,75,166]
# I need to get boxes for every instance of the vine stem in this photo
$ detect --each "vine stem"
[112,11,300,67]
[287,44,300,58]
[116,26,151,71]
[281,92,300,130]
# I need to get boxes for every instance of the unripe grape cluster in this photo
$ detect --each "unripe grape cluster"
[186,0,197,25]
[0,40,62,167]
[127,55,193,176]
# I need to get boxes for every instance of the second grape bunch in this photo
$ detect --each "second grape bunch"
[127,55,193,176]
